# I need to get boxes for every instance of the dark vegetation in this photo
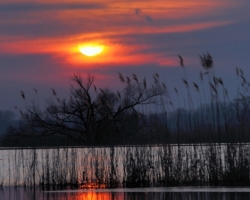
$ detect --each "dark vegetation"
[1,53,250,146]
[1,53,250,188]
[2,144,250,188]
[0,110,16,137]
[1,73,165,146]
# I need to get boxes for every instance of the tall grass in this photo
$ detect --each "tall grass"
[1,144,250,188]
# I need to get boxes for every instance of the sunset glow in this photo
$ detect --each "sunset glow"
[0,0,249,110]
[78,43,104,57]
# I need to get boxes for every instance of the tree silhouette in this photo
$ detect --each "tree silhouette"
[14,74,165,145]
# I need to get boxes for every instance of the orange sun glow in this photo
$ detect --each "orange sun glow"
[78,43,104,57]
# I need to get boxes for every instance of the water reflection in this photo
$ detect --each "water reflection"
[43,192,122,200]
[3,145,250,187]
[1,187,250,200]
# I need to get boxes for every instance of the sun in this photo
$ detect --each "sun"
[78,43,104,57]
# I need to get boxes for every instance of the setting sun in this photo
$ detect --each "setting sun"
[78,43,104,57]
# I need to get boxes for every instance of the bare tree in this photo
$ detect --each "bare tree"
[15,74,166,145]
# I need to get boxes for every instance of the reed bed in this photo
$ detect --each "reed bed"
[1,143,250,188]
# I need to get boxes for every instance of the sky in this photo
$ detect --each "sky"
[0,0,250,113]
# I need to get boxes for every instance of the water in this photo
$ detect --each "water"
[1,144,249,187]
[1,144,250,200]
[1,187,250,200]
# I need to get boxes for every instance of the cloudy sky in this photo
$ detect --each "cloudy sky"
[0,0,250,113]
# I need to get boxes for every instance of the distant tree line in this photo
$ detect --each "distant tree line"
[0,110,16,137]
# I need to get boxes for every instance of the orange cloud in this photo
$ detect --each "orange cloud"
[0,0,236,72]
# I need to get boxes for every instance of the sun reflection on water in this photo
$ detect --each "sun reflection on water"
[78,192,122,200]
[79,182,107,189]
[48,192,124,200]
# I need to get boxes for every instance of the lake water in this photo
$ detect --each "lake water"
[1,144,250,199]
[1,187,250,200]
[1,144,249,187]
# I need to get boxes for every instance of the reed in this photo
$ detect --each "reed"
[1,144,250,188]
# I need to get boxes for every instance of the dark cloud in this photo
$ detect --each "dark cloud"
[135,8,141,16]
[134,8,153,22]
[0,2,107,38]
[0,19,75,37]
[0,2,105,12]
[0,16,106,38]
[145,15,153,22]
